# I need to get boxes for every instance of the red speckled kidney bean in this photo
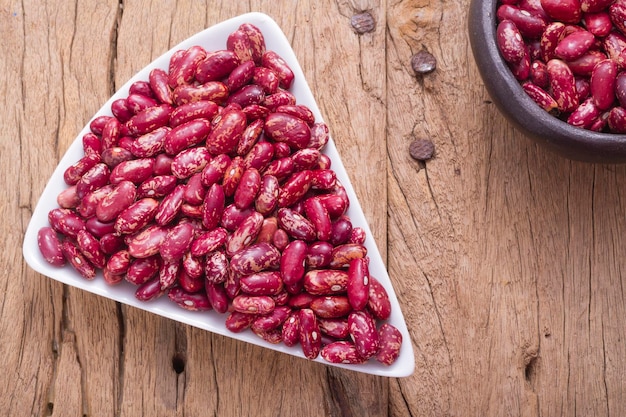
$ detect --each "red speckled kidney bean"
[37,227,66,266]
[61,240,96,280]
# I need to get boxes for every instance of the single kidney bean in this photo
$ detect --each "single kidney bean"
[318,317,350,339]
[497,19,526,64]
[178,269,204,293]
[111,98,133,123]
[101,146,134,168]
[582,11,613,37]
[567,97,601,128]
[275,104,316,126]
[160,222,195,262]
[272,228,290,251]
[48,208,86,239]
[126,93,158,114]
[154,184,185,226]
[205,250,229,285]
[109,158,154,185]
[225,311,256,333]
[239,23,266,63]
[57,185,80,209]
[169,100,219,128]
[234,168,261,210]
[277,207,317,242]
[222,157,246,197]
[38,227,66,266]
[206,109,247,155]
[85,217,115,238]
[82,132,102,156]
[304,197,332,241]
[281,311,300,347]
[252,66,279,95]
[172,82,229,106]
[171,146,211,179]
[195,49,240,84]
[306,241,334,268]
[61,240,96,280]
[137,175,177,199]
[182,251,203,279]
[227,84,266,108]
[135,277,166,301]
[76,162,111,198]
[310,295,352,318]
[127,224,168,259]
[554,30,595,61]
[103,267,124,285]
[298,308,322,359]
[368,276,392,320]
[182,173,206,205]
[227,29,254,63]
[164,118,211,155]
[303,269,349,295]
[262,156,295,181]
[76,229,107,269]
[522,82,558,112]
[590,59,617,110]
[203,281,227,313]
[541,0,582,23]
[159,260,180,291]
[264,112,311,150]
[375,323,403,366]
[240,271,284,296]
[114,198,159,235]
[149,68,173,105]
[100,233,125,255]
[232,294,275,315]
[280,240,308,293]
[348,310,379,359]
[608,106,626,132]
[226,211,264,256]
[547,58,578,112]
[321,341,367,364]
[229,242,281,275]
[291,148,320,171]
[106,249,131,275]
[126,255,160,285]
[126,104,172,136]
[252,305,291,333]
[237,118,265,156]
[497,4,547,38]
[255,174,279,216]
[347,258,370,311]
[330,243,367,269]
[168,286,212,311]
[243,141,275,172]
[200,183,225,231]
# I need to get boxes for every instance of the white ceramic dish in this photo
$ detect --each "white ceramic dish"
[22,12,415,377]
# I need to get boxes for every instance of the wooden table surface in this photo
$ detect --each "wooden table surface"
[4,0,626,416]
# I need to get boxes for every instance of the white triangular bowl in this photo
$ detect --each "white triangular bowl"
[22,12,415,377]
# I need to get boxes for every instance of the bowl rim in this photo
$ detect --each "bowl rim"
[467,0,626,163]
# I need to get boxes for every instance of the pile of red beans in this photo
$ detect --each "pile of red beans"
[496,0,626,132]
[36,23,402,366]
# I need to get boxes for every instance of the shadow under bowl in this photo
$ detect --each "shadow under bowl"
[467,0,626,163]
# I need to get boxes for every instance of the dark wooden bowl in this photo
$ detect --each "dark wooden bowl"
[467,0,626,163]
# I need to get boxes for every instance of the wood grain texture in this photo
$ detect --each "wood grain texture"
[4,0,626,416]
